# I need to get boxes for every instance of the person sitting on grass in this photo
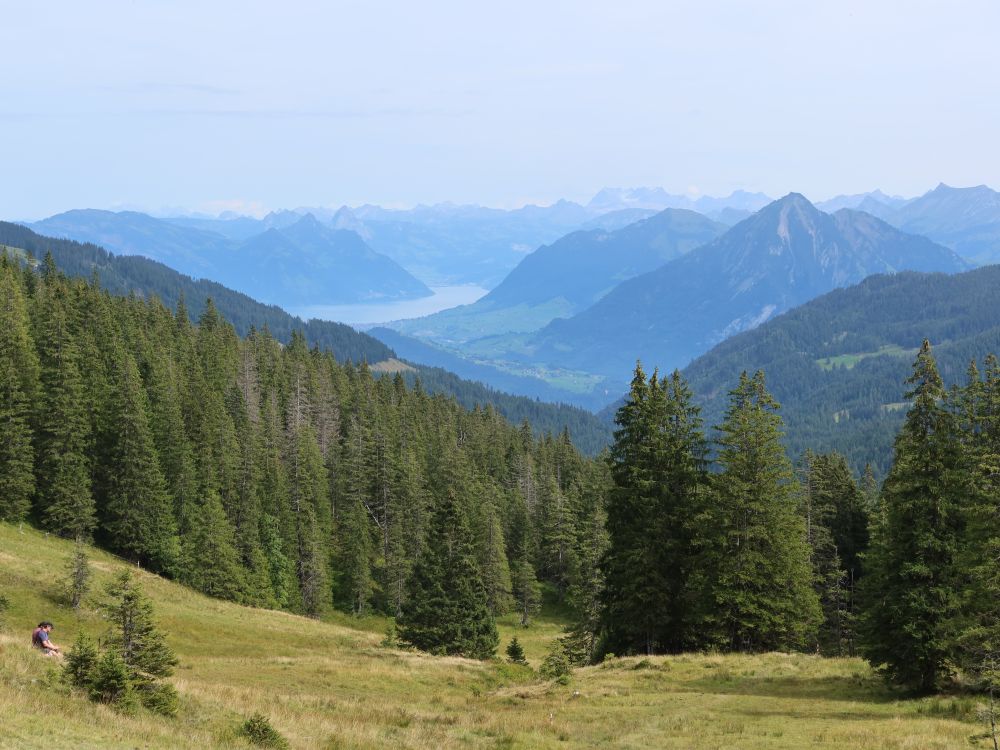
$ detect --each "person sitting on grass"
[31,621,62,658]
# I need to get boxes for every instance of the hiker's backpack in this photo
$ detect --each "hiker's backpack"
[31,627,43,648]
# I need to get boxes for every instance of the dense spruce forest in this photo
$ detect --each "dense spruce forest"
[2,251,997,697]
[0,221,612,454]
[0,252,609,642]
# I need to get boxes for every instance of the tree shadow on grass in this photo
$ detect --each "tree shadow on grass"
[680,673,902,706]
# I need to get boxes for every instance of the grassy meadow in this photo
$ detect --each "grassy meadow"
[0,522,990,749]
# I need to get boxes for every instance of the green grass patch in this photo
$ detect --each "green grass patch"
[0,522,987,749]
[815,345,916,371]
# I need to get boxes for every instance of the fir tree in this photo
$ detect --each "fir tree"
[63,631,99,689]
[32,282,95,538]
[859,341,963,692]
[287,426,330,617]
[179,490,248,601]
[506,636,528,665]
[65,538,92,611]
[955,354,1000,703]
[0,263,38,521]
[101,348,179,573]
[477,489,514,616]
[699,371,820,652]
[398,481,498,659]
[603,365,708,654]
[103,572,178,712]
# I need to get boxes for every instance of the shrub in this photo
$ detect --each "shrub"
[540,641,572,682]
[89,650,139,714]
[63,631,99,689]
[239,713,289,748]
[139,680,179,716]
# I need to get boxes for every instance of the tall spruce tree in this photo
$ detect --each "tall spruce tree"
[699,370,819,652]
[955,355,1000,696]
[802,451,860,655]
[603,365,708,655]
[398,475,498,660]
[860,341,963,692]
[101,347,179,573]
[32,281,96,538]
[0,261,38,521]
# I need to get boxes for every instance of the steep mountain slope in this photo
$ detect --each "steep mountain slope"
[679,265,1000,474]
[527,194,968,382]
[883,183,1000,264]
[390,208,725,344]
[30,209,431,307]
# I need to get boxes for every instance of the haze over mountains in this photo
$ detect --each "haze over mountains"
[390,208,726,344]
[524,194,968,378]
[379,192,972,406]
[16,181,1000,416]
[32,209,431,307]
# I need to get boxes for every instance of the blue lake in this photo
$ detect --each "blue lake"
[289,285,488,328]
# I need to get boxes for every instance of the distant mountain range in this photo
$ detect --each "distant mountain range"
[526,194,968,381]
[586,187,773,215]
[880,184,1000,265]
[373,193,970,409]
[389,208,726,344]
[815,189,910,213]
[816,184,1000,265]
[30,209,431,307]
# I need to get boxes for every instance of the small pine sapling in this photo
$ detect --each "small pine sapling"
[506,636,528,666]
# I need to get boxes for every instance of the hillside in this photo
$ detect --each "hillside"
[0,221,392,364]
[0,524,979,749]
[679,265,1000,474]
[527,194,968,384]
[390,208,725,345]
[30,209,431,307]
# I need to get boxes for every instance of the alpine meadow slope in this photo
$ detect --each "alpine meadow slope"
[0,524,981,750]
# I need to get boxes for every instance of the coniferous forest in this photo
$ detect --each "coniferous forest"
[1,251,998,697]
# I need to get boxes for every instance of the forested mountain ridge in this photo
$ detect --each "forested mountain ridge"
[0,221,612,452]
[30,209,431,307]
[525,193,968,382]
[679,265,1000,474]
[0,221,392,363]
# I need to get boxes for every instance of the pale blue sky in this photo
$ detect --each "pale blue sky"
[3,0,998,219]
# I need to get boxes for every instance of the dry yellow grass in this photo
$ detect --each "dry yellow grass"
[0,522,989,749]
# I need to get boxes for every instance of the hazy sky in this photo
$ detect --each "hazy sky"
[3,1,998,219]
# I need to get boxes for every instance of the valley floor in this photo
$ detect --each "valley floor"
[0,523,986,749]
